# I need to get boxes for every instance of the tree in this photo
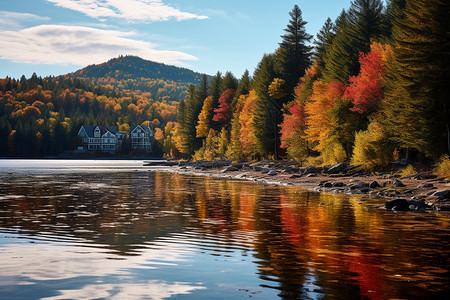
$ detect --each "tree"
[314,17,336,71]
[196,96,214,138]
[305,80,347,162]
[345,45,390,114]
[322,0,385,83]
[382,0,450,158]
[239,91,259,158]
[212,89,235,127]
[280,102,309,163]
[278,4,313,98]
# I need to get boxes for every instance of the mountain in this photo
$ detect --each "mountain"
[72,55,205,84]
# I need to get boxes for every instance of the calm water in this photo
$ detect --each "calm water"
[0,160,449,299]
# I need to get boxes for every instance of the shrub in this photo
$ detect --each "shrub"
[435,155,450,179]
[351,120,393,169]
[401,165,417,177]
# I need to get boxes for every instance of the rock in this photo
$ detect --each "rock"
[302,166,321,175]
[435,206,450,211]
[332,182,345,187]
[267,170,277,176]
[326,163,347,174]
[231,163,244,170]
[418,183,434,188]
[432,190,450,198]
[392,179,405,187]
[369,181,381,189]
[324,182,333,188]
[360,188,370,193]
[253,166,262,172]
[349,182,369,190]
[289,174,302,178]
[408,200,427,210]
[284,167,300,173]
[305,173,317,177]
[385,199,409,210]
[223,166,239,172]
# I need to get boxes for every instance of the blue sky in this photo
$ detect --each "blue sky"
[0,0,356,79]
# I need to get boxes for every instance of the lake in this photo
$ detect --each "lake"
[0,160,449,299]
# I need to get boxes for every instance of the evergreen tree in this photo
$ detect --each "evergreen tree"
[314,18,336,72]
[382,0,450,158]
[278,4,313,98]
[323,0,385,82]
[220,71,238,93]
[252,54,279,158]
[232,70,251,110]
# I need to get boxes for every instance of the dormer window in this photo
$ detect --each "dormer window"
[94,127,101,137]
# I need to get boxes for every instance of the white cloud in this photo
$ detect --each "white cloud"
[46,0,208,22]
[0,11,50,29]
[0,24,198,67]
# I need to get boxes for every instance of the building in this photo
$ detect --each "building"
[77,125,125,153]
[130,125,153,153]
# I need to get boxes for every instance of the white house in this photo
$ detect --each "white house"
[78,125,124,153]
[130,125,153,153]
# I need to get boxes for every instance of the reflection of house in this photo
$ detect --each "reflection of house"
[130,125,153,153]
[78,125,125,153]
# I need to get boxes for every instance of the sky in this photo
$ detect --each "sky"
[0,0,355,79]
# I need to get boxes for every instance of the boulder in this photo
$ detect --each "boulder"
[408,200,427,210]
[302,166,321,175]
[385,199,409,211]
[418,183,434,188]
[349,182,369,190]
[223,166,239,172]
[432,190,450,198]
[326,163,347,174]
[369,181,381,189]
[324,182,333,188]
[332,182,345,187]
[392,179,405,187]
[267,170,277,176]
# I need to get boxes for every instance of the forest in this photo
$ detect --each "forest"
[0,56,203,156]
[168,0,449,168]
[1,0,449,169]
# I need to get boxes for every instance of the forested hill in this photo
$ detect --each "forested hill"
[72,55,204,84]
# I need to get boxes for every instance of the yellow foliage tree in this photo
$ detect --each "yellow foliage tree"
[196,96,214,138]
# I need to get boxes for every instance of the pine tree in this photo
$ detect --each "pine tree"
[314,17,336,70]
[252,54,279,158]
[323,0,385,83]
[232,70,251,110]
[278,4,313,98]
[382,0,450,158]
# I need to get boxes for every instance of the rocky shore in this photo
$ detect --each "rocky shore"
[144,159,450,212]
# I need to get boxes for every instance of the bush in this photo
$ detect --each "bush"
[401,165,417,177]
[435,155,450,179]
[351,120,393,169]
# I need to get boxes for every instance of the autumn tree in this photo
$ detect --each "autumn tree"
[212,89,235,127]
[196,96,214,138]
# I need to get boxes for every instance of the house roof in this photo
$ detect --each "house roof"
[80,125,119,138]
[130,125,153,135]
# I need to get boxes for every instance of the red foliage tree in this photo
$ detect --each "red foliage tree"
[280,102,306,149]
[212,89,235,125]
[345,50,385,114]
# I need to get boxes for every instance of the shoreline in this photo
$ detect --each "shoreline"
[147,160,450,211]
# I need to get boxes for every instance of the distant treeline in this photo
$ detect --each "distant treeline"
[169,0,449,167]
[0,63,196,156]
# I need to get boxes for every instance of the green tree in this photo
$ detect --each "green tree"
[278,4,313,98]
[382,0,450,158]
[323,0,385,82]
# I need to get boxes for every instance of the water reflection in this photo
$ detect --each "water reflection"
[0,170,449,299]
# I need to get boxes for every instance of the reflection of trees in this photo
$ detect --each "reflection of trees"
[1,172,448,299]
[0,172,192,255]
